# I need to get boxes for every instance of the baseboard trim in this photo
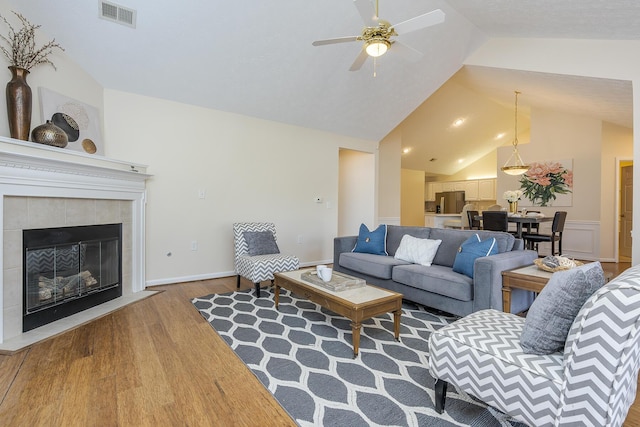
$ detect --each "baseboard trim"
[145,260,332,287]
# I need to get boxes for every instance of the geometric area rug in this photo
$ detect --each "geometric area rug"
[192,287,526,427]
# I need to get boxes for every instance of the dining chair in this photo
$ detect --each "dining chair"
[467,210,481,230]
[523,211,567,255]
[481,211,508,232]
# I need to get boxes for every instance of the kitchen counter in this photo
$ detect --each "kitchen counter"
[424,213,462,228]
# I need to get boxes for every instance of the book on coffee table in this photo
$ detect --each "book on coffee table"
[300,270,366,292]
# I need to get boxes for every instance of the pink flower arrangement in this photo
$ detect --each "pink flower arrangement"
[519,161,573,206]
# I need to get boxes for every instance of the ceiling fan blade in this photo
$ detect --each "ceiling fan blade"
[392,9,445,35]
[354,0,378,26]
[390,41,423,62]
[312,36,359,46]
[349,49,369,71]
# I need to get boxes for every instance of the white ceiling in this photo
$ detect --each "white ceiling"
[8,0,637,174]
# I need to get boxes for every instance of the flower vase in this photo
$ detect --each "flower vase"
[6,66,32,141]
[508,201,518,214]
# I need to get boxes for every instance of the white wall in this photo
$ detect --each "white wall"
[103,90,377,284]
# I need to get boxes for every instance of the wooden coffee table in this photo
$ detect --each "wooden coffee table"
[274,269,403,357]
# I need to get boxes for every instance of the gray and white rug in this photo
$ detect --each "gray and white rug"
[192,287,524,427]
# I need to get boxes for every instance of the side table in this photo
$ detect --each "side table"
[502,263,612,313]
[501,265,552,313]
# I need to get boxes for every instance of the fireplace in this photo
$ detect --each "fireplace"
[23,223,123,332]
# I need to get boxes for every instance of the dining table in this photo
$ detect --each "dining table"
[507,214,553,238]
[475,213,553,238]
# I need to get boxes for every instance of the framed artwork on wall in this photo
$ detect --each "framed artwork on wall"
[38,87,104,155]
[518,159,574,207]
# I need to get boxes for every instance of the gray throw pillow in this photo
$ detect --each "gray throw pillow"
[243,231,280,256]
[520,262,605,355]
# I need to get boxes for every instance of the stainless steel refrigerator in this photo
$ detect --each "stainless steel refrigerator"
[435,191,466,214]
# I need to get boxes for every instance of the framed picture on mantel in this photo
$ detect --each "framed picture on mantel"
[38,87,104,155]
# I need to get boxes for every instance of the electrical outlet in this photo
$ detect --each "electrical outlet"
[297,234,303,244]
[191,241,198,251]
[198,189,206,199]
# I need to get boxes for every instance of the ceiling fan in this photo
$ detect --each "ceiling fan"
[312,0,445,71]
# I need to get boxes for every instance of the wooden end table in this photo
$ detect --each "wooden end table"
[501,265,553,313]
[502,263,613,313]
[274,269,403,357]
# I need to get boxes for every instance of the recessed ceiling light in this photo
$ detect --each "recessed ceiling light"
[402,147,411,154]
[458,159,464,164]
[452,118,465,127]
[495,132,506,139]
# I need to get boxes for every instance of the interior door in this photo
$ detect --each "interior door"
[620,165,633,260]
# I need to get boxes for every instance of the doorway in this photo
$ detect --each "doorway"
[619,161,633,262]
[338,149,375,237]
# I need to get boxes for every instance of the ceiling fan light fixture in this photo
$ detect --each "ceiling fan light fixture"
[365,38,390,57]
[501,91,530,176]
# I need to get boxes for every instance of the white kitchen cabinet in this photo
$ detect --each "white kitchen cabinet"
[425,183,435,201]
[442,182,455,192]
[424,214,435,227]
[432,182,444,194]
[478,179,496,200]
[463,180,479,201]
[453,181,465,191]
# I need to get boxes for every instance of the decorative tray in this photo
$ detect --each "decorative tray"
[300,270,366,292]
[534,257,583,273]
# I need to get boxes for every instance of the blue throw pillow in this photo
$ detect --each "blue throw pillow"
[452,234,498,278]
[352,224,388,256]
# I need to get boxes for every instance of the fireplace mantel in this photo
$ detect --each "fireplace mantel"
[0,136,151,344]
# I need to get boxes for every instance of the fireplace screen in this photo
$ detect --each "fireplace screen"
[23,223,122,331]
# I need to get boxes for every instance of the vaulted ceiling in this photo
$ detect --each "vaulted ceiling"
[9,0,636,174]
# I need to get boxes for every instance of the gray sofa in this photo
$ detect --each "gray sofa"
[333,225,538,317]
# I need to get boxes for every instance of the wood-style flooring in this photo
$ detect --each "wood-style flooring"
[0,262,636,426]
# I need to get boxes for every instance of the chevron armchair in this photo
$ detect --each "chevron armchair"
[233,222,299,297]
[428,264,640,427]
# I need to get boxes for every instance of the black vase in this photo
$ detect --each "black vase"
[6,66,32,141]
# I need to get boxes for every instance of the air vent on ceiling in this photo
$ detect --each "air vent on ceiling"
[99,1,136,28]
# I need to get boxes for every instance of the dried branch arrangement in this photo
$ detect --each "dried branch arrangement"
[0,11,64,71]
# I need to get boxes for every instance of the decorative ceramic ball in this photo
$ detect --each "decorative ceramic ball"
[31,120,68,148]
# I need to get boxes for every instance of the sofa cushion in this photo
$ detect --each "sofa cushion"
[385,225,431,256]
[394,235,442,266]
[429,228,515,267]
[242,231,280,256]
[339,252,409,280]
[392,264,473,301]
[520,262,605,355]
[352,223,388,255]
[452,234,498,278]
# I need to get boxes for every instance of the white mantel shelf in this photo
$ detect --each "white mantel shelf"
[0,135,150,180]
[0,136,152,345]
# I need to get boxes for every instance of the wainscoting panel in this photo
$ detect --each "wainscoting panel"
[533,220,600,261]
[378,217,401,226]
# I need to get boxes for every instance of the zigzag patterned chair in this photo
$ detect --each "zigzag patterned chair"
[233,222,299,297]
[428,265,640,427]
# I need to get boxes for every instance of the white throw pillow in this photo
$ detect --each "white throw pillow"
[394,235,442,266]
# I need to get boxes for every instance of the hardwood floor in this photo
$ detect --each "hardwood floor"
[0,262,636,426]
[0,276,295,426]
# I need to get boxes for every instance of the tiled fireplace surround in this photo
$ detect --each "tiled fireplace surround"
[0,138,150,348]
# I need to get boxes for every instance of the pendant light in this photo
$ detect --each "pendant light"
[501,91,530,175]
